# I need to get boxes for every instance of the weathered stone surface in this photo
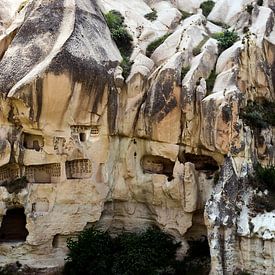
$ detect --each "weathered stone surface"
[0,0,274,273]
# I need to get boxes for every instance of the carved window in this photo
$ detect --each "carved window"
[65,159,92,179]
[25,163,61,183]
[90,126,99,136]
[23,133,43,151]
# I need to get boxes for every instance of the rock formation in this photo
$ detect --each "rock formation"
[0,0,274,274]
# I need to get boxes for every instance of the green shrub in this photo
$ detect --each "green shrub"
[146,33,171,57]
[64,228,113,275]
[200,1,215,17]
[249,163,275,212]
[112,228,180,275]
[213,30,239,52]
[105,10,133,56]
[192,37,209,56]
[181,66,190,80]
[120,55,134,79]
[255,163,275,191]
[175,238,211,275]
[144,9,158,21]
[180,10,193,20]
[105,10,133,78]
[240,100,275,129]
[64,227,180,275]
[206,70,217,93]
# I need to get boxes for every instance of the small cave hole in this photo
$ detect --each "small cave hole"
[0,208,28,242]
[52,234,60,249]
[79,133,86,142]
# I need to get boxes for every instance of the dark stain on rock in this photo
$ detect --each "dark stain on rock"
[222,104,232,123]
[35,78,43,123]
[14,0,64,45]
[144,68,177,123]
[108,86,118,135]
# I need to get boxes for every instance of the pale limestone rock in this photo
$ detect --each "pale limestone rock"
[183,162,198,212]
[0,0,275,273]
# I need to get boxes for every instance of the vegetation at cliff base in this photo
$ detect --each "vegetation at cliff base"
[213,30,239,52]
[64,227,180,275]
[146,33,171,57]
[104,10,133,79]
[200,1,215,17]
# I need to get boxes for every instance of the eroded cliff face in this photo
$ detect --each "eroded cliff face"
[0,0,274,274]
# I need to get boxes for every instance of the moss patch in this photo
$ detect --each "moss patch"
[200,1,215,17]
[144,9,158,21]
[146,33,171,57]
[206,70,217,94]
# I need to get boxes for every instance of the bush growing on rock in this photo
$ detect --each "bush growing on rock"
[200,1,215,17]
[144,9,158,21]
[240,100,275,129]
[213,30,239,52]
[146,33,171,57]
[250,163,275,212]
[180,10,193,21]
[104,10,133,79]
[64,227,180,275]
[206,70,217,93]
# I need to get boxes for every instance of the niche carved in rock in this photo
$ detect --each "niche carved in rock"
[65,159,92,179]
[141,155,175,178]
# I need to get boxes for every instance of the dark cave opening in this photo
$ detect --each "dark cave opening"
[0,208,28,242]
[185,153,219,171]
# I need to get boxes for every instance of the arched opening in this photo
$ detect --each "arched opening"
[0,208,28,242]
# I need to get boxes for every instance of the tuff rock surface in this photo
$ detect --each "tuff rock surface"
[0,0,274,274]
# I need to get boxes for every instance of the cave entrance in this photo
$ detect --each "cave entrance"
[0,208,28,242]
[180,211,211,274]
